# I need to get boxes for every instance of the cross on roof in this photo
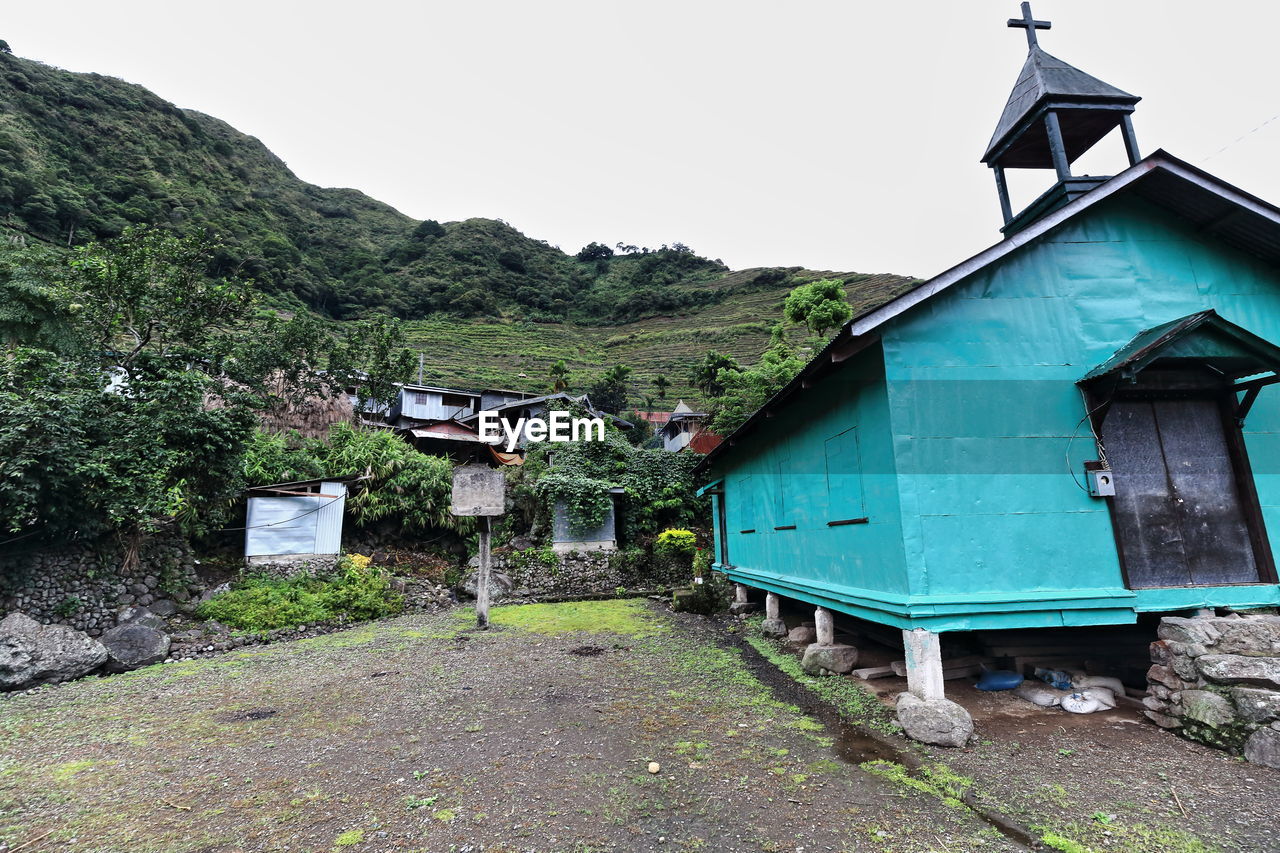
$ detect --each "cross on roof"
[1008,1,1051,49]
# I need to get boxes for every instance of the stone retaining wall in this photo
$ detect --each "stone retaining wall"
[1144,613,1280,769]
[476,549,690,599]
[0,538,202,636]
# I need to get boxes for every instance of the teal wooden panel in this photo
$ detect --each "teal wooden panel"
[882,195,1280,606]
[713,192,1280,633]
[714,344,909,596]
[919,512,1122,596]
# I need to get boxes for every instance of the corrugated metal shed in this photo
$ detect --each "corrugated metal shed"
[244,479,350,559]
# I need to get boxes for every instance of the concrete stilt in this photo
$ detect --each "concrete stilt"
[902,627,945,700]
[760,592,786,638]
[802,605,858,676]
[814,607,835,646]
[895,627,973,747]
[728,583,755,615]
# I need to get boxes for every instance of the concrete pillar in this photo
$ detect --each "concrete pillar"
[729,583,754,615]
[760,592,786,638]
[802,606,858,676]
[903,628,945,701]
[815,607,835,647]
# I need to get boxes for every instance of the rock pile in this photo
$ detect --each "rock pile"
[1144,613,1280,768]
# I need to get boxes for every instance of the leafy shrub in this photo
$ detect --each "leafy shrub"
[672,571,730,616]
[196,554,403,631]
[655,528,697,559]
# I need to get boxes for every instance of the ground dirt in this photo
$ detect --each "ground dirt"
[0,601,1274,852]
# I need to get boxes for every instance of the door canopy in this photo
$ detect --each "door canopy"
[1081,310,1280,418]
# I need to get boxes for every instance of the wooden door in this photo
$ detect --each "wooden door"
[1101,396,1268,588]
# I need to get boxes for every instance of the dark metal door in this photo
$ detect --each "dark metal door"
[1102,398,1263,588]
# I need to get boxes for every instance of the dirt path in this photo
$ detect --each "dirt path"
[1,601,1017,853]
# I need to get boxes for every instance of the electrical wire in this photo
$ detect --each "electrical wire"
[217,493,347,532]
[1066,387,1114,492]
[1204,110,1280,162]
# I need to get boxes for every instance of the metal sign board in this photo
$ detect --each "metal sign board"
[450,465,505,516]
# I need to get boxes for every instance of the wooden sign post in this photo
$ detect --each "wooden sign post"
[450,465,506,629]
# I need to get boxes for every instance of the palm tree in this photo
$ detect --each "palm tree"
[653,374,670,400]
[549,359,569,392]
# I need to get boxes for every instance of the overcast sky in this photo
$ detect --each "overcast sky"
[5,2,1280,278]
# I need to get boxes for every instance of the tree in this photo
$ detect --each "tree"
[690,350,739,398]
[0,228,267,539]
[783,278,853,340]
[56,225,255,376]
[576,242,614,262]
[588,364,632,414]
[653,374,670,400]
[0,41,11,55]
[549,359,569,392]
[708,326,805,436]
[327,316,415,417]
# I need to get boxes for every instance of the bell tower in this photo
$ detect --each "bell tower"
[983,3,1141,232]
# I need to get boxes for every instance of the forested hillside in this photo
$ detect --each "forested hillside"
[0,48,916,399]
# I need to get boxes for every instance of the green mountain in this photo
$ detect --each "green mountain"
[0,49,915,401]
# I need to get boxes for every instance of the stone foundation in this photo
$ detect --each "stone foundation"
[0,538,201,636]
[1144,613,1280,768]
[468,548,690,600]
[245,554,340,579]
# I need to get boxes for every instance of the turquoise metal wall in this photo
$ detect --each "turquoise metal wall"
[714,345,909,621]
[712,191,1280,632]
[880,193,1280,622]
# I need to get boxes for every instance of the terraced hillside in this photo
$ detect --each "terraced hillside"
[404,270,917,405]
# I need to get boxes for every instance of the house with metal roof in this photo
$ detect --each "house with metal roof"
[698,5,1280,708]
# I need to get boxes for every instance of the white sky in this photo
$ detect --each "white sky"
[5,1,1280,279]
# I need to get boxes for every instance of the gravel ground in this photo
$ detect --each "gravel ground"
[736,621,1280,853]
[0,601,1018,853]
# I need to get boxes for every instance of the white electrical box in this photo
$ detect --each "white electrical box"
[1087,468,1116,497]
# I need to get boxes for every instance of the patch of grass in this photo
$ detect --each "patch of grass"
[1037,821,1214,853]
[333,828,365,847]
[744,632,896,733]
[860,760,972,809]
[488,600,664,636]
[51,759,96,781]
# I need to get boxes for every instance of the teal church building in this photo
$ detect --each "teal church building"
[698,13,1280,652]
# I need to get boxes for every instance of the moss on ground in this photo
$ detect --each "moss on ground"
[743,631,897,734]
[486,599,664,636]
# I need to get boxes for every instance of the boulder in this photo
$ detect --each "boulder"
[148,599,178,618]
[459,571,515,601]
[801,643,859,676]
[787,625,817,646]
[1244,727,1280,770]
[1158,616,1223,647]
[1214,616,1280,657]
[895,692,973,748]
[0,612,108,690]
[116,605,166,630]
[1180,690,1237,728]
[100,623,170,673]
[728,601,756,616]
[1196,654,1280,689]
[760,618,788,639]
[1231,687,1280,723]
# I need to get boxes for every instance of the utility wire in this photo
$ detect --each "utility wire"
[217,493,347,532]
[1204,110,1280,162]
